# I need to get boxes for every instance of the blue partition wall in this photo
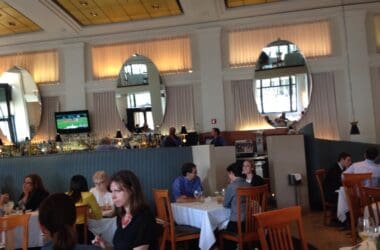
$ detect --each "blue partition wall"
[0,147,193,206]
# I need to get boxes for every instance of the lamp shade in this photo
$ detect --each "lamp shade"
[180,125,187,134]
[55,133,62,142]
[115,130,123,139]
[350,121,360,135]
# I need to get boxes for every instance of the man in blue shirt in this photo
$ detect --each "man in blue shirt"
[210,127,226,146]
[172,163,202,202]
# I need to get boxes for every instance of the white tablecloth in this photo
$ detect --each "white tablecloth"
[88,217,116,245]
[171,198,230,250]
[337,187,349,222]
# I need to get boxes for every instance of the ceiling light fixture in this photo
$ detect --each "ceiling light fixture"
[152,3,160,9]
[8,21,16,26]
[341,1,359,135]
[89,12,98,17]
[79,1,88,6]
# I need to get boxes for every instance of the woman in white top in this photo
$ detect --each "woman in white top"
[90,171,114,217]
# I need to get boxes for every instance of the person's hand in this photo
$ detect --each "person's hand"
[92,235,106,249]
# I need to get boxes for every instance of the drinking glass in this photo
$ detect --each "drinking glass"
[357,217,375,248]
[221,188,226,197]
[193,190,202,200]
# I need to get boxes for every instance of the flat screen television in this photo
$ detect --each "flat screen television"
[55,110,91,134]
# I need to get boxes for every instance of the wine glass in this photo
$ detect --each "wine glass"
[193,190,202,200]
[357,217,375,248]
[221,188,226,197]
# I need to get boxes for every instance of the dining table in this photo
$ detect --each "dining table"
[171,197,231,250]
[337,186,349,222]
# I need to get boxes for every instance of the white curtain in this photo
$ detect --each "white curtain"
[0,50,59,84]
[91,36,192,79]
[32,96,60,142]
[229,20,332,67]
[232,80,273,130]
[374,15,380,51]
[90,91,129,139]
[370,67,380,143]
[296,72,340,140]
[160,85,195,134]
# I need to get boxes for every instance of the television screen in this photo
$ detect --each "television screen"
[55,110,91,134]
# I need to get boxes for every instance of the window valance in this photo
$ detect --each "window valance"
[0,50,59,84]
[228,20,332,67]
[91,36,192,80]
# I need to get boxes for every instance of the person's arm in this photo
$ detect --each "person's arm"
[86,192,102,219]
[134,245,149,250]
[223,185,233,208]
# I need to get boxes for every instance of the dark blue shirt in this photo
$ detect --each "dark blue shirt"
[211,136,226,146]
[172,176,202,200]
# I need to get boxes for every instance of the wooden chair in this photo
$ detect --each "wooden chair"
[254,206,307,250]
[156,218,169,250]
[314,169,336,225]
[0,213,31,250]
[76,204,89,244]
[360,186,380,225]
[152,189,200,250]
[342,174,372,245]
[218,185,268,250]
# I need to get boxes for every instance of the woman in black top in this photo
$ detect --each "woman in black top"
[109,170,157,250]
[241,160,265,186]
[18,174,49,211]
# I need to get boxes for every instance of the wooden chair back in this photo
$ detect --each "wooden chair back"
[254,206,307,250]
[0,213,31,250]
[219,185,268,250]
[343,173,373,186]
[236,185,268,237]
[314,169,326,206]
[76,204,89,244]
[343,176,372,244]
[153,189,200,250]
[360,186,380,225]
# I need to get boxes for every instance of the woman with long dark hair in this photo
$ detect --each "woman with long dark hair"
[67,175,102,243]
[18,173,49,211]
[109,170,157,250]
[39,193,101,250]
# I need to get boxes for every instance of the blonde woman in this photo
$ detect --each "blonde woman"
[90,171,114,217]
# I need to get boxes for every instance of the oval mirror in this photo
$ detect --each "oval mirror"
[254,39,311,127]
[115,54,166,133]
[0,66,42,144]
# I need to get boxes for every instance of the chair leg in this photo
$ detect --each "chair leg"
[171,241,176,250]
[323,207,328,225]
[238,240,243,250]
[218,235,224,250]
[184,241,189,250]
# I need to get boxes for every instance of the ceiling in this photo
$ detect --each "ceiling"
[0,0,377,48]
[53,0,183,26]
[0,1,40,36]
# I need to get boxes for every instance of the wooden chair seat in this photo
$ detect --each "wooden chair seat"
[175,225,200,237]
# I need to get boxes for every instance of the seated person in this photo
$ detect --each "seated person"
[18,174,49,211]
[323,152,352,205]
[67,175,102,244]
[162,127,181,147]
[343,147,380,186]
[223,162,250,249]
[39,193,101,250]
[241,160,265,186]
[90,171,114,217]
[210,127,226,146]
[172,162,202,202]
[95,137,117,151]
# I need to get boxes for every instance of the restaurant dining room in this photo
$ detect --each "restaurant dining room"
[0,0,378,249]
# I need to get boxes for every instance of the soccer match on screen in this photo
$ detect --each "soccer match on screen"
[57,114,89,130]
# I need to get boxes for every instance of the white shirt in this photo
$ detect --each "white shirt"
[89,187,113,207]
[343,159,380,185]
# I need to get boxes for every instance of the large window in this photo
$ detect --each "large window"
[255,76,297,114]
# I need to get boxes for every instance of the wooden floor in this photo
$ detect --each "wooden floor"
[302,210,352,250]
